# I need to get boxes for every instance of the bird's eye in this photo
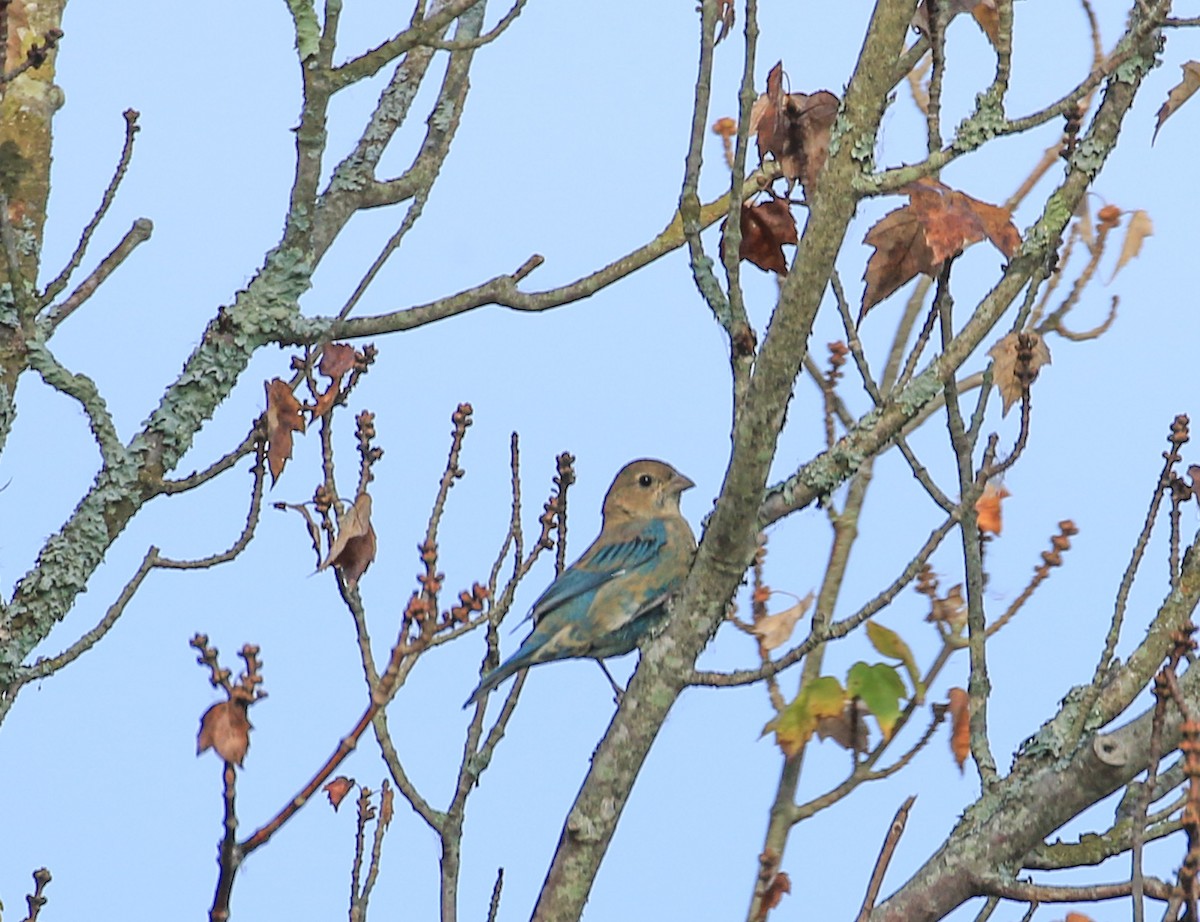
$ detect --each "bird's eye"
[637,473,653,488]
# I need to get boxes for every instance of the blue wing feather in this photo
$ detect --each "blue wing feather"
[528,520,667,623]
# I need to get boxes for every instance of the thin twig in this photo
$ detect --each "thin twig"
[419,0,526,50]
[6,548,158,694]
[855,795,916,922]
[43,218,153,327]
[155,442,267,570]
[40,109,141,307]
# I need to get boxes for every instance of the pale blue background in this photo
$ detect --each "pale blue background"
[1,3,1193,921]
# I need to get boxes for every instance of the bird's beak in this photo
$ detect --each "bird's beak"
[669,471,696,494]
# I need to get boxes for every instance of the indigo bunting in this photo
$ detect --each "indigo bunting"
[464,459,696,706]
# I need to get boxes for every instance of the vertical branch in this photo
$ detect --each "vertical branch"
[680,0,733,329]
[936,263,997,784]
[720,0,760,417]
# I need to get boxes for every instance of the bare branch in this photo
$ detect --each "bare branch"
[40,109,141,307]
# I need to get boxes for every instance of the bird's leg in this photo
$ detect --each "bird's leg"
[596,661,626,704]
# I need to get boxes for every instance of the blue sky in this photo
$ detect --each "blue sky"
[1,3,1195,921]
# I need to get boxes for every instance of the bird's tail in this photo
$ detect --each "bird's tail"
[463,633,551,707]
[463,660,521,707]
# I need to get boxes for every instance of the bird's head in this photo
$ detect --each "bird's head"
[601,459,695,524]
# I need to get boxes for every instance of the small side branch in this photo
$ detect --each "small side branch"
[856,795,916,922]
[43,218,153,328]
[40,109,141,307]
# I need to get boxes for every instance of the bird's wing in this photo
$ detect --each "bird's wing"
[527,519,667,625]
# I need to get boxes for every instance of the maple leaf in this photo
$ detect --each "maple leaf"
[815,699,870,753]
[318,493,377,585]
[1108,209,1153,283]
[750,590,813,652]
[861,206,937,316]
[764,675,845,758]
[196,699,252,766]
[324,776,355,811]
[975,481,1010,535]
[948,687,970,771]
[987,330,1051,416]
[723,199,798,275]
[867,620,923,703]
[847,661,907,740]
[749,62,839,192]
[861,179,1020,318]
[905,179,1020,263]
[265,378,305,485]
[1154,60,1200,143]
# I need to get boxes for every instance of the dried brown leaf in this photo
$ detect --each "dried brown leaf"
[320,343,357,381]
[948,687,970,771]
[725,199,797,275]
[761,871,791,914]
[986,330,1051,415]
[1154,60,1200,143]
[971,0,999,44]
[1108,209,1153,283]
[324,776,355,810]
[265,378,305,485]
[975,482,1011,536]
[926,583,966,630]
[196,699,252,766]
[748,62,838,192]
[318,493,377,585]
[750,591,814,652]
[380,781,395,828]
[816,699,870,753]
[1074,198,1094,252]
[912,0,996,40]
[861,180,1019,319]
[861,206,936,317]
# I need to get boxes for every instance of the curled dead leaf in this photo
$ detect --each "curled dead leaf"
[975,482,1010,536]
[324,776,355,811]
[749,62,839,192]
[926,583,966,630]
[318,493,377,585]
[319,343,357,381]
[197,699,252,766]
[723,199,798,275]
[761,871,791,914]
[947,687,970,771]
[913,0,998,43]
[987,330,1051,416]
[750,590,814,652]
[1108,209,1152,283]
[816,699,870,753]
[1154,60,1200,143]
[380,780,395,827]
[265,378,305,485]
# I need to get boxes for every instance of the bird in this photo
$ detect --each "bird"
[464,459,696,706]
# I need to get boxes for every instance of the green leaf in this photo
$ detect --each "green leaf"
[866,620,924,703]
[846,662,906,740]
[763,676,845,758]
